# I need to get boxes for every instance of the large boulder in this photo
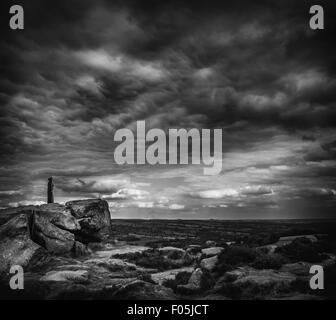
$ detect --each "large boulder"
[66,199,111,242]
[0,214,46,275]
[31,211,75,254]
[0,200,112,279]
[37,204,80,231]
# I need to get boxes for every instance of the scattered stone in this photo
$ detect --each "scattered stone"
[40,270,89,283]
[201,247,224,257]
[151,267,195,285]
[280,262,312,276]
[256,244,278,254]
[95,245,150,259]
[215,267,296,299]
[186,245,202,255]
[200,255,218,271]
[158,247,186,259]
[205,240,217,247]
[110,280,176,299]
[276,235,318,246]
[176,268,204,294]
[86,258,138,271]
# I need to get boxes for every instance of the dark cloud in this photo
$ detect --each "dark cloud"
[0,0,335,218]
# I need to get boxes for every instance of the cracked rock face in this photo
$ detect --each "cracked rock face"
[0,214,47,274]
[66,199,112,242]
[38,204,80,231]
[32,211,76,254]
[0,199,112,274]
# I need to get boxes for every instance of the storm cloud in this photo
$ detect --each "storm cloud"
[0,0,335,218]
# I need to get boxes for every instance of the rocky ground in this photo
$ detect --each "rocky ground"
[0,202,335,300]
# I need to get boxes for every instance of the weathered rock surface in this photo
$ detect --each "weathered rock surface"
[158,247,186,259]
[0,199,112,267]
[0,214,47,274]
[205,240,217,247]
[224,267,295,285]
[95,245,150,259]
[276,235,318,246]
[156,246,194,268]
[86,258,139,271]
[32,211,75,254]
[201,247,224,257]
[280,262,312,276]
[151,267,194,285]
[111,280,176,299]
[280,255,336,276]
[186,245,202,255]
[259,234,320,254]
[40,270,89,283]
[66,199,111,242]
[72,241,90,257]
[200,255,218,271]
[37,204,80,231]
[215,267,296,299]
[177,268,204,294]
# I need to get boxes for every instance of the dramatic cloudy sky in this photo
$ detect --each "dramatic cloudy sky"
[1,0,336,219]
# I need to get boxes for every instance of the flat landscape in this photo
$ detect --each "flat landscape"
[111,219,336,248]
[2,206,335,300]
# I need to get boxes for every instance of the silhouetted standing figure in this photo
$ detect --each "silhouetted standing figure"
[48,177,54,203]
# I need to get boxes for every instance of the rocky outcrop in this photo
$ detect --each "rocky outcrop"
[66,199,112,242]
[0,214,47,274]
[0,199,112,271]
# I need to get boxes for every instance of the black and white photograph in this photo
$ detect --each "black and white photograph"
[0,0,336,304]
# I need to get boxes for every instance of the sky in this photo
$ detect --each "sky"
[0,0,336,219]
